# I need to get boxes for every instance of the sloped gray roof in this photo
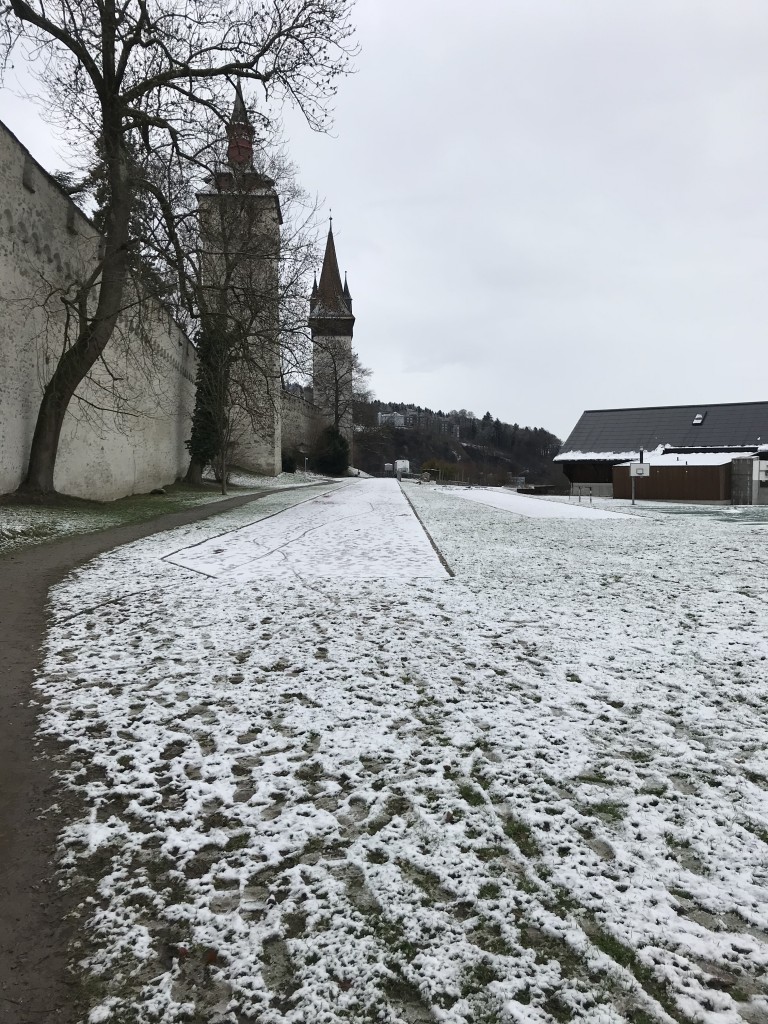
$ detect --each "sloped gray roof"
[557,402,768,459]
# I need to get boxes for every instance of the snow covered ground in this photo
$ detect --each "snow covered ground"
[38,480,768,1024]
[444,487,631,520]
[0,473,317,556]
[165,479,448,582]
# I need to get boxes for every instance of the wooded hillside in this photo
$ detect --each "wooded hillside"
[352,401,564,484]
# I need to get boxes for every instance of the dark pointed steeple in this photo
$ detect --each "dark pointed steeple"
[232,80,248,123]
[227,81,255,168]
[343,271,352,313]
[309,223,354,337]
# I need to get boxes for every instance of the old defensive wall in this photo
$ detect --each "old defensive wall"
[0,120,198,500]
[0,120,330,500]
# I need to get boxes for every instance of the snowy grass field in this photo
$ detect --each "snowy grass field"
[0,472,327,557]
[38,481,768,1024]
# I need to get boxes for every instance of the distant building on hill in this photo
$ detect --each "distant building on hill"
[555,402,768,504]
[378,411,406,428]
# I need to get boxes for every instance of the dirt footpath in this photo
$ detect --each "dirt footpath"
[0,488,308,1024]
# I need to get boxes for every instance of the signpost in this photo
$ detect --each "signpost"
[629,459,649,505]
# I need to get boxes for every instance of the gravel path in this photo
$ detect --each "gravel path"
[0,486,322,1024]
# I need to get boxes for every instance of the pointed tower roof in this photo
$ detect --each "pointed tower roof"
[309,223,355,337]
[226,81,255,168]
[343,271,352,305]
[232,80,249,123]
[314,225,350,315]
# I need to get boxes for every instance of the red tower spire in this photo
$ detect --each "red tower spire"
[226,81,255,168]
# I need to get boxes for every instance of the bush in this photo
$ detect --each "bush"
[312,426,350,476]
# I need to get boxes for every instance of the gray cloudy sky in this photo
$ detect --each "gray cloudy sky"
[3,0,767,440]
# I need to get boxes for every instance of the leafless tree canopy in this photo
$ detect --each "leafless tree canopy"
[313,335,371,431]
[1,0,356,492]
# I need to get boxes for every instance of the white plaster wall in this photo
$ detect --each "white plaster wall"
[0,120,197,500]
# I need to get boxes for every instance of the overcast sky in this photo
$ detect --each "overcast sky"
[3,0,767,441]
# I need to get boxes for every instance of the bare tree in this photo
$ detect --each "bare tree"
[313,335,371,433]
[178,115,321,485]
[1,0,355,494]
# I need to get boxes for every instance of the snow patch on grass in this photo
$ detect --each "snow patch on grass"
[37,481,768,1023]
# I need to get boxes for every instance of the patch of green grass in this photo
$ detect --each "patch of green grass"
[576,770,613,786]
[457,783,486,807]
[476,845,506,862]
[502,817,540,858]
[460,959,498,997]
[548,885,579,917]
[469,922,514,956]
[740,819,768,844]
[366,913,418,962]
[0,482,258,556]
[542,993,571,1022]
[519,926,582,978]
[624,749,653,764]
[586,922,682,1021]
[591,801,626,823]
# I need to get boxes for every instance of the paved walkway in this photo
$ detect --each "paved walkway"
[166,478,449,582]
[446,486,632,519]
[0,485,325,1024]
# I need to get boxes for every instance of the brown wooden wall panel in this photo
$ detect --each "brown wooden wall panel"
[612,465,731,501]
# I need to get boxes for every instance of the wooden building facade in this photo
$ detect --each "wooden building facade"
[555,402,768,504]
[612,463,731,502]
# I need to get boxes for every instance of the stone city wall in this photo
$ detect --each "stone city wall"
[281,389,324,455]
[0,120,197,500]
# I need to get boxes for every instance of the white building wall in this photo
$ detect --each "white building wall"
[0,120,197,500]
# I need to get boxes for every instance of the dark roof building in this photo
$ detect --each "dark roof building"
[556,401,768,460]
[555,402,768,503]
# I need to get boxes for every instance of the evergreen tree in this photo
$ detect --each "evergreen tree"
[312,425,350,475]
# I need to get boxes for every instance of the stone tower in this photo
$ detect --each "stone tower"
[309,224,355,440]
[197,84,283,475]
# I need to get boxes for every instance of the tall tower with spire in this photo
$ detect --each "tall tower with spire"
[309,223,356,440]
[196,84,284,475]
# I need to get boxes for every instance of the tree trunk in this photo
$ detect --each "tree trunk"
[19,304,124,494]
[20,380,76,494]
[185,456,204,485]
[218,450,228,495]
[18,117,131,496]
